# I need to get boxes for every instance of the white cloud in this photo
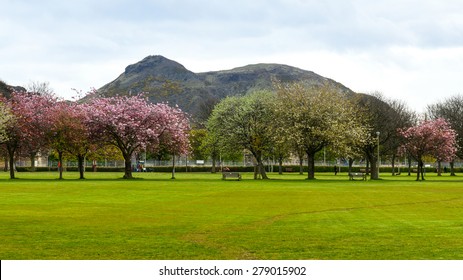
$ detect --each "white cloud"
[1,0,463,110]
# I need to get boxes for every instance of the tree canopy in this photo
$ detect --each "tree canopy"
[207,91,275,179]
[399,118,457,181]
[85,94,190,179]
[274,82,369,179]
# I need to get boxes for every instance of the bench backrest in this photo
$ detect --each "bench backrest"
[223,172,240,177]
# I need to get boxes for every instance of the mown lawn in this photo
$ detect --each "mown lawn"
[1,171,463,260]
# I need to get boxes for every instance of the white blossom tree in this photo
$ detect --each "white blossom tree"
[0,101,13,143]
[274,81,369,180]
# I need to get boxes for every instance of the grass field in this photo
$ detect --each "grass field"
[1,171,463,260]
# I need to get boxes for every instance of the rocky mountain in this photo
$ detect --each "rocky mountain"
[0,80,26,98]
[98,55,354,120]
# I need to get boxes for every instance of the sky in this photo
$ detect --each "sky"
[2,0,463,112]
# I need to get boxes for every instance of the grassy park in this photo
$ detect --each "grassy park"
[1,171,463,260]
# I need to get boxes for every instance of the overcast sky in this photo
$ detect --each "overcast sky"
[2,0,463,112]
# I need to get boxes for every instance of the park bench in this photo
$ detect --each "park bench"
[349,172,366,181]
[222,172,242,180]
[285,167,293,172]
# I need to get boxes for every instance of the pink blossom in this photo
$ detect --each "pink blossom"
[84,94,190,178]
[398,118,457,180]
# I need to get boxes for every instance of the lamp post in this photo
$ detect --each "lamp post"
[376,131,380,179]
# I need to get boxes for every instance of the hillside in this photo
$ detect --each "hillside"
[98,55,354,119]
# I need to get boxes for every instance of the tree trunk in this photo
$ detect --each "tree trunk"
[307,152,316,180]
[77,154,85,179]
[29,152,36,171]
[437,161,442,176]
[450,161,456,176]
[211,155,216,173]
[7,145,16,179]
[252,151,268,180]
[348,158,354,174]
[4,157,8,172]
[416,160,421,181]
[258,160,269,179]
[391,154,396,176]
[9,154,15,179]
[123,153,133,179]
[366,152,378,180]
[416,159,425,181]
[278,157,283,175]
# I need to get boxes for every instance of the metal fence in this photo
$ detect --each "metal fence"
[14,156,463,169]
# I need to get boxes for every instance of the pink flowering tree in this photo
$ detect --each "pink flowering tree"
[156,105,191,179]
[48,101,92,179]
[85,94,190,179]
[399,118,457,181]
[2,91,55,179]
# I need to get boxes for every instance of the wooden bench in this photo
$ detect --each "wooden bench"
[285,168,293,172]
[349,172,366,181]
[222,172,242,180]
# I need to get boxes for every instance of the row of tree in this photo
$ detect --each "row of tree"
[0,86,190,179]
[1,79,461,181]
[201,81,458,181]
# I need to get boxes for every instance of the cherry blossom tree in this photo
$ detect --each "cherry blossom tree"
[399,118,457,181]
[427,95,463,175]
[155,105,191,180]
[2,91,55,178]
[85,94,190,179]
[48,101,91,179]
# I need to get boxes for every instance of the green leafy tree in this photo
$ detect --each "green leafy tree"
[189,128,208,160]
[207,91,276,179]
[354,92,416,179]
[201,126,222,173]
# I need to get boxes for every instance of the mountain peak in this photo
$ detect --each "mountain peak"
[124,55,191,76]
[99,55,353,117]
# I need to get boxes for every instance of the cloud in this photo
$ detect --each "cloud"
[1,0,463,110]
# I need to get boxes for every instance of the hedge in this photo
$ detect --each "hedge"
[14,165,457,173]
